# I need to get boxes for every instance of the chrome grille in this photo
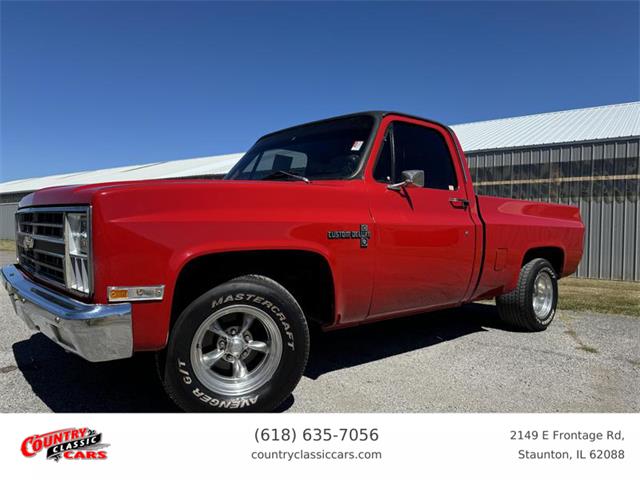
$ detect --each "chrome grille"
[16,207,91,294]
[17,211,65,238]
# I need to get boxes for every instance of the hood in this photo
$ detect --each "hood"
[18,179,223,208]
[18,177,351,209]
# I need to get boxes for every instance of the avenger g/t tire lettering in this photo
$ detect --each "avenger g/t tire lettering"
[162,275,309,412]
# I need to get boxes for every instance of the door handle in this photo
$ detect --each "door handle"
[449,197,470,209]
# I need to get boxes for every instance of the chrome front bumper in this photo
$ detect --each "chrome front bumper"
[1,264,132,362]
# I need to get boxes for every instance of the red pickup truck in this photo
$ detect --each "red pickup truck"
[2,112,584,412]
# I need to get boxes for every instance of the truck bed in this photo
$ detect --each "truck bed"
[472,195,584,300]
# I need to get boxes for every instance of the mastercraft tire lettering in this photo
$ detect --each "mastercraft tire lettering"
[162,275,310,412]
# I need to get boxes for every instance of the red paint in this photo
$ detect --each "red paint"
[19,113,584,351]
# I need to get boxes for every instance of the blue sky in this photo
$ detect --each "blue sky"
[1,1,638,182]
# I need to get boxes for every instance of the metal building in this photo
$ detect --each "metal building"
[454,102,640,281]
[1,102,639,280]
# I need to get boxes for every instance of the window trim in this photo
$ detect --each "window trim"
[372,124,394,184]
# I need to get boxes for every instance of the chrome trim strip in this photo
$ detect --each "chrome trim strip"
[21,256,63,272]
[31,248,64,259]
[16,231,65,245]
[17,205,89,214]
[20,221,65,229]
[1,264,132,362]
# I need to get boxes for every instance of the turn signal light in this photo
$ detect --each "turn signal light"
[107,285,165,302]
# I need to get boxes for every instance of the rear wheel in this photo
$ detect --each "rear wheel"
[161,275,309,412]
[496,258,558,331]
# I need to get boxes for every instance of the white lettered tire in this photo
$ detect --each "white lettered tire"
[496,258,558,331]
[162,275,309,412]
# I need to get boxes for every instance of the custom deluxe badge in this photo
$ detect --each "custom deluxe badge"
[21,427,109,461]
[327,224,371,248]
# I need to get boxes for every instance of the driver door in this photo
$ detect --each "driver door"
[367,118,476,318]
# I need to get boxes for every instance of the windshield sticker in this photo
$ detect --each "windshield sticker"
[351,140,364,151]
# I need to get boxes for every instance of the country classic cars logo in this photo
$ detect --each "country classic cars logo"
[21,428,109,461]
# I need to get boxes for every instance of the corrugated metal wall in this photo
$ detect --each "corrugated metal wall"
[466,137,640,281]
[0,203,18,241]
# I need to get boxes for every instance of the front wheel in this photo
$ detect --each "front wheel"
[162,275,309,412]
[496,258,558,331]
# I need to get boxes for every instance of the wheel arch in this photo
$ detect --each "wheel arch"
[521,246,565,276]
[169,249,336,335]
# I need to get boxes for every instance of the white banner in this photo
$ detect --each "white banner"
[0,413,636,478]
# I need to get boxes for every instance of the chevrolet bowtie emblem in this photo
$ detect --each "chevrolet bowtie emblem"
[22,235,34,250]
[327,224,371,248]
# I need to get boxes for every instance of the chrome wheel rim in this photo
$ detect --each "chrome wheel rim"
[532,271,554,320]
[190,305,283,396]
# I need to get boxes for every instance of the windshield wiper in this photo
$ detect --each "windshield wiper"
[261,170,311,183]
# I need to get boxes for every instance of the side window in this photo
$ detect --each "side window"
[392,122,458,190]
[373,130,393,182]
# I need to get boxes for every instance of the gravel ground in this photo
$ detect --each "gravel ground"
[0,251,638,413]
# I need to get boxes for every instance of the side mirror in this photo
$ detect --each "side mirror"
[387,170,425,191]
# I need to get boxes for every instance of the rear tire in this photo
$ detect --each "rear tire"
[162,275,309,412]
[496,258,558,331]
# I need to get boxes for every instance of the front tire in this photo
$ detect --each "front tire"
[162,275,309,412]
[496,258,558,331]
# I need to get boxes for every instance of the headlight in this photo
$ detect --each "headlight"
[64,211,92,294]
[66,213,88,255]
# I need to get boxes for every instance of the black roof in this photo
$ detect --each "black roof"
[257,111,452,141]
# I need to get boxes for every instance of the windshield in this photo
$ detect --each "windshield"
[225,115,375,181]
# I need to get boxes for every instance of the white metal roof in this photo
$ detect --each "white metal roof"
[0,153,243,195]
[1,102,638,195]
[452,101,640,152]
